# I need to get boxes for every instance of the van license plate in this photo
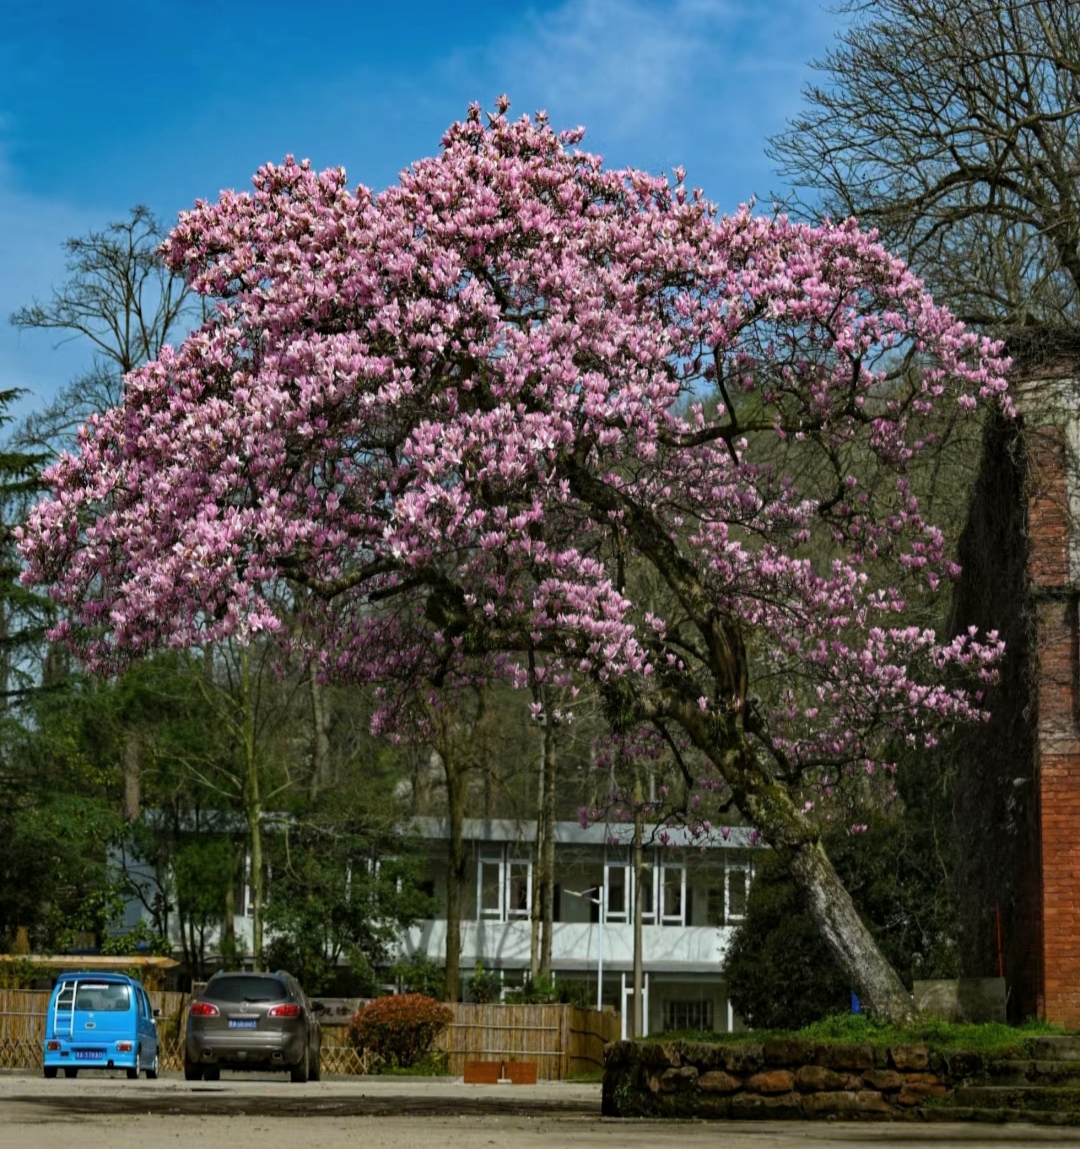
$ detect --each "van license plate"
[228,1020,257,1028]
[76,1050,104,1060]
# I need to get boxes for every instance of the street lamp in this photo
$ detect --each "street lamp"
[566,886,604,1012]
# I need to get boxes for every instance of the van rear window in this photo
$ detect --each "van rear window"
[71,984,130,1012]
[206,976,287,1003]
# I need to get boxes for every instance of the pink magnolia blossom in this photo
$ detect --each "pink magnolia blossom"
[19,100,1009,859]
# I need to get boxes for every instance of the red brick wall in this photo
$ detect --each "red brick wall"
[1028,423,1080,1026]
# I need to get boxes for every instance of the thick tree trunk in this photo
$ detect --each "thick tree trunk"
[444,755,467,1002]
[788,837,913,1021]
[638,693,916,1022]
[122,732,142,822]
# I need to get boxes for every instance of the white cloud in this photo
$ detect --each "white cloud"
[493,0,737,140]
[452,0,838,208]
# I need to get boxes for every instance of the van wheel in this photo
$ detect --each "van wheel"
[43,1067,57,1079]
[184,1060,203,1082]
[63,1067,78,1079]
[126,1067,138,1079]
[146,1053,159,1080]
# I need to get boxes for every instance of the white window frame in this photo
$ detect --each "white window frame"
[604,854,631,924]
[639,856,659,924]
[725,859,752,923]
[505,854,532,920]
[660,863,686,926]
[477,850,505,920]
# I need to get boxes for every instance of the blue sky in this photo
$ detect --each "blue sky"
[0,0,839,419]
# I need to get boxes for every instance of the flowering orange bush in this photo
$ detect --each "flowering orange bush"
[348,993,454,1067]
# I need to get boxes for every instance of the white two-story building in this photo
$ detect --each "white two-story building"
[404,817,758,1036]
[117,812,759,1035]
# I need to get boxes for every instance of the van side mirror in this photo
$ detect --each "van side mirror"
[153,1008,162,1018]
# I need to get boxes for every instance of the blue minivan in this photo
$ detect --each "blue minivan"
[43,972,160,1079]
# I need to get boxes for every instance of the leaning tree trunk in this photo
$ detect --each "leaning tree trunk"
[648,693,916,1023]
[735,747,915,1023]
[787,837,913,1021]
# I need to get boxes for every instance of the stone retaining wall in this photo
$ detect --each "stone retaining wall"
[603,1039,968,1119]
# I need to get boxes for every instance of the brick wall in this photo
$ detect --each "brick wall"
[1027,417,1080,1026]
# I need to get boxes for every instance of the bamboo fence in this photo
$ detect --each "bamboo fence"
[0,989,619,1079]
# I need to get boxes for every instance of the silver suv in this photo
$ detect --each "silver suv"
[184,971,321,1083]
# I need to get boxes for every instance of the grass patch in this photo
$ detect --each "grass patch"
[371,1050,451,1076]
[648,1013,1068,1057]
[567,1069,605,1083]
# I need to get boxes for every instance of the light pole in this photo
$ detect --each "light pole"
[566,886,604,1011]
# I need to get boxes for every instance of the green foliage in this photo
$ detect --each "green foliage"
[370,1049,450,1076]
[263,799,435,995]
[392,953,446,1000]
[724,851,851,1030]
[348,993,454,1068]
[505,974,590,1007]
[466,960,503,1004]
[100,920,173,957]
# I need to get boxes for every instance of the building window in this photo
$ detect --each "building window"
[478,854,504,920]
[507,858,531,919]
[605,858,629,923]
[477,848,532,922]
[726,863,750,922]
[664,999,713,1032]
[705,860,752,924]
[640,864,656,923]
[661,865,685,926]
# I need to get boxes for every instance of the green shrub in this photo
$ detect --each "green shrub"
[466,960,503,1003]
[724,851,851,1029]
[348,993,454,1068]
[505,974,590,1007]
[391,953,446,1000]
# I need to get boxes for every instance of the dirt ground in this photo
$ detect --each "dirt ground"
[3,1072,1079,1149]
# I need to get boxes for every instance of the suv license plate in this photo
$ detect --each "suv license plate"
[228,1019,257,1029]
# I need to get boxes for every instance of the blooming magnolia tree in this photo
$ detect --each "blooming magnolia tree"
[19,101,1011,1022]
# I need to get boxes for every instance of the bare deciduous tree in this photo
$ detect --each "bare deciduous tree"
[770,0,1080,329]
[11,205,198,451]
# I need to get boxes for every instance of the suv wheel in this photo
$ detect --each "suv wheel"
[308,1045,321,1082]
[290,1051,309,1083]
[184,1059,203,1082]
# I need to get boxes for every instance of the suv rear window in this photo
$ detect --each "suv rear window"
[206,975,288,1003]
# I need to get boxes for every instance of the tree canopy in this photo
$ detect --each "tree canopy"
[18,101,1011,1020]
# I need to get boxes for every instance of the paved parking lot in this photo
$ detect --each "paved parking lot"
[4,1072,1080,1149]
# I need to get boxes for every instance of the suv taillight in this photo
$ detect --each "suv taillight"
[267,1003,301,1018]
[190,1002,220,1017]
